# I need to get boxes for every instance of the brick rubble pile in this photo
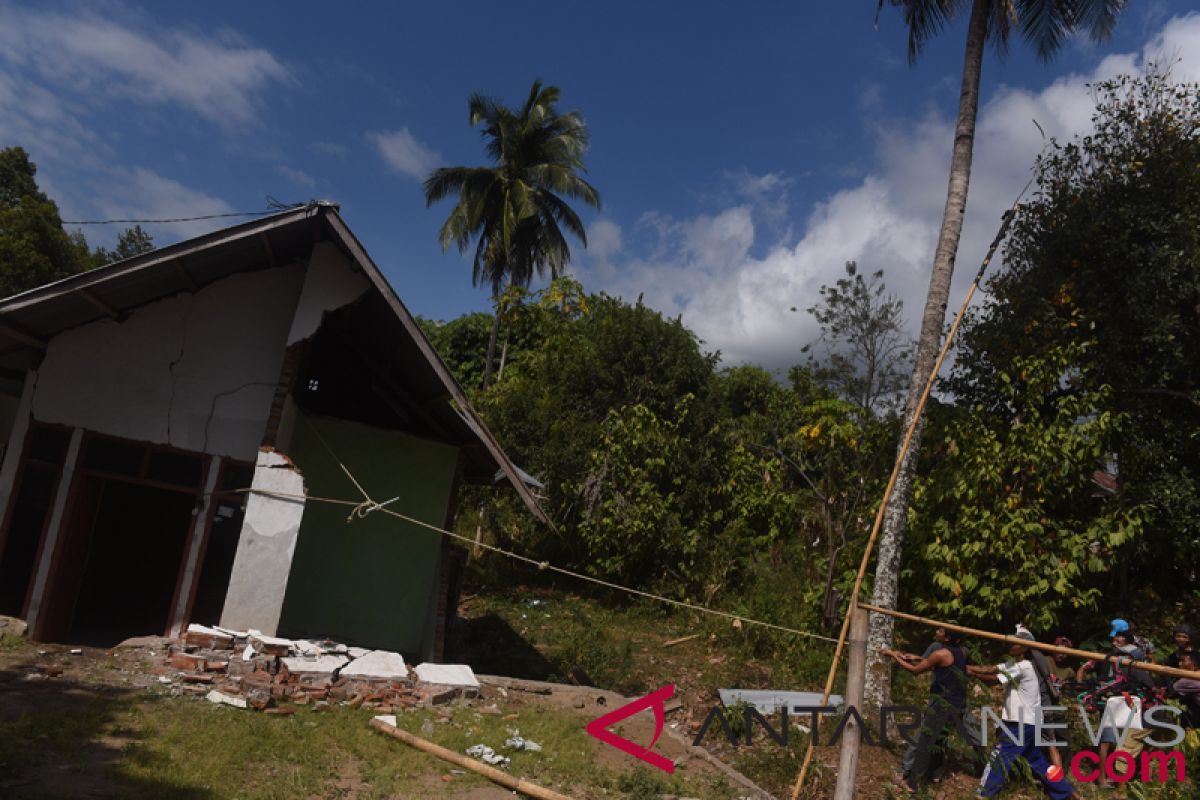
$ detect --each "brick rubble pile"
[162,624,478,714]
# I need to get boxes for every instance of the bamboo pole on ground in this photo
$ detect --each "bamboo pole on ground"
[859,603,1200,681]
[369,717,573,800]
[832,605,869,800]
[789,198,1026,800]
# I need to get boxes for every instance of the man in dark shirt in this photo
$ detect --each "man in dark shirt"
[1165,623,1194,671]
[1167,651,1200,729]
[882,627,972,792]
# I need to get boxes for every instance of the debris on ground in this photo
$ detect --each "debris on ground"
[464,744,511,767]
[0,614,28,637]
[156,623,481,713]
[717,688,843,715]
[504,735,542,752]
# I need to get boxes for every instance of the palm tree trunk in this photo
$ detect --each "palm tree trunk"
[482,302,502,391]
[497,332,511,382]
[864,0,989,711]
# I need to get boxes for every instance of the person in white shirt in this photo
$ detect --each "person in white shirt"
[967,629,1075,799]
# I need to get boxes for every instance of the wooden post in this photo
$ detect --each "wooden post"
[833,605,869,800]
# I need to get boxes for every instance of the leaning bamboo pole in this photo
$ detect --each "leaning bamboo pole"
[860,603,1200,681]
[369,717,573,800]
[788,192,1028,800]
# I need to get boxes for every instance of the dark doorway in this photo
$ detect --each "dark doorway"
[189,462,252,626]
[64,480,196,645]
[0,425,72,617]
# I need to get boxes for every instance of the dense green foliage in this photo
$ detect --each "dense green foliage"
[431,73,1199,643]
[0,147,154,297]
[0,147,92,296]
[940,72,1200,617]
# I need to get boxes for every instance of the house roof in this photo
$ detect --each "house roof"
[0,202,552,526]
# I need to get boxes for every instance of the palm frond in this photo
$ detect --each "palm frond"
[423,166,486,205]
[1072,0,1125,41]
[537,191,588,245]
[1015,0,1072,61]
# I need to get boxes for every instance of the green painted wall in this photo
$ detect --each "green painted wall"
[278,414,458,654]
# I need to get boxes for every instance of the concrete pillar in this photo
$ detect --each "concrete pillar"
[0,371,37,530]
[25,427,83,635]
[167,456,222,637]
[219,449,305,634]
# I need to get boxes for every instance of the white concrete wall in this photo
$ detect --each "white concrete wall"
[32,265,306,461]
[286,242,369,346]
[219,449,306,635]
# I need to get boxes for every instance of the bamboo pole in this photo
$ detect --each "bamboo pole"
[859,603,1200,681]
[788,196,1027,800]
[832,605,869,800]
[369,717,574,800]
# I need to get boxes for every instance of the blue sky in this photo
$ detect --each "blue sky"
[3,1,1198,368]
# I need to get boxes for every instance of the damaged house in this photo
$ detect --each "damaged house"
[0,202,546,661]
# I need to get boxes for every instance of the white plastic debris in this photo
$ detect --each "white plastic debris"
[157,676,173,685]
[414,663,478,688]
[206,690,248,709]
[465,744,510,767]
[504,736,543,752]
[373,714,398,727]
[242,643,256,661]
[69,648,82,655]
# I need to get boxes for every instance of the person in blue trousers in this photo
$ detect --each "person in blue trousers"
[967,629,1075,799]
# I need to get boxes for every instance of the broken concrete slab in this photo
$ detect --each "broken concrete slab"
[0,615,28,637]
[281,654,349,678]
[184,624,234,650]
[414,663,479,689]
[247,632,293,657]
[342,650,407,681]
[717,688,843,715]
[206,689,248,709]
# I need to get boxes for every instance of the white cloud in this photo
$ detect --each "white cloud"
[579,13,1200,369]
[275,165,317,189]
[585,218,623,263]
[83,168,237,240]
[369,128,440,180]
[0,7,289,128]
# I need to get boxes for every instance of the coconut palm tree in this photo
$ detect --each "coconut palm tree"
[424,81,601,390]
[866,0,1126,708]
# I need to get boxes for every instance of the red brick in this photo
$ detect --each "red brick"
[184,632,233,650]
[39,665,63,677]
[169,654,206,671]
[181,673,214,684]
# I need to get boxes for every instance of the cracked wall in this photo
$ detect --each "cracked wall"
[30,264,306,460]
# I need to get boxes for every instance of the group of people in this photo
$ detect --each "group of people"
[879,618,1199,797]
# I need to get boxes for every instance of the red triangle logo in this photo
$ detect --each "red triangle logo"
[585,684,676,774]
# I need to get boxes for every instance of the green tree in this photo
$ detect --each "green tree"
[424,81,601,391]
[950,71,1200,602]
[0,147,91,296]
[868,0,1128,706]
[912,343,1142,629]
[92,224,155,265]
[802,261,911,415]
